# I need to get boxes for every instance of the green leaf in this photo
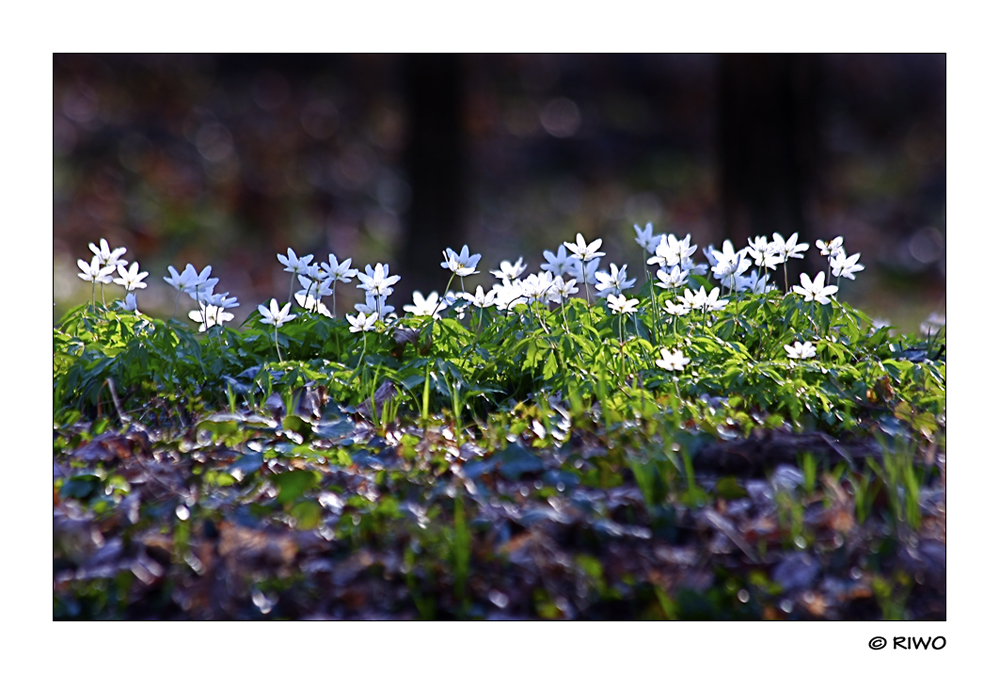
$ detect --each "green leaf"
[272,470,318,505]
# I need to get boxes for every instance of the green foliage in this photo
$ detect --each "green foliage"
[54,286,944,443]
[52,284,945,619]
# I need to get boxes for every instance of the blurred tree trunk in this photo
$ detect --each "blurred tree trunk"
[398,54,464,296]
[718,54,820,265]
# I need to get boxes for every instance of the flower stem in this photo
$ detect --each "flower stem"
[646,268,659,344]
[582,278,596,328]
[287,273,294,306]
[274,326,283,363]
[429,273,456,323]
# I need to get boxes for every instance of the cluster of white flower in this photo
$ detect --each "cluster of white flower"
[77,223,879,370]
[164,264,240,331]
[77,239,139,308]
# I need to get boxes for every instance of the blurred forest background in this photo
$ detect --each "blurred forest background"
[53,54,945,331]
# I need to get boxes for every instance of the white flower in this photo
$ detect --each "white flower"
[115,293,139,313]
[298,274,334,297]
[347,311,378,333]
[443,291,468,320]
[607,293,639,315]
[668,234,698,265]
[710,240,751,280]
[113,262,149,292]
[663,299,689,316]
[357,263,401,297]
[680,287,701,310]
[701,286,728,312]
[258,298,296,327]
[163,264,197,294]
[647,235,680,268]
[647,234,697,268]
[633,222,659,253]
[190,303,235,331]
[522,271,556,304]
[816,237,845,258]
[277,248,315,275]
[490,257,527,282]
[564,233,605,262]
[291,276,330,314]
[741,269,774,294]
[199,290,240,310]
[302,263,323,281]
[791,271,838,305]
[680,256,708,277]
[354,292,394,319]
[594,263,636,298]
[784,340,816,360]
[655,265,689,290]
[441,245,482,277]
[830,251,865,280]
[320,254,358,282]
[403,291,444,318]
[771,232,809,262]
[88,238,127,268]
[550,275,578,303]
[570,257,600,285]
[702,244,720,268]
[78,256,116,284]
[721,270,774,294]
[540,244,576,276]
[684,285,727,312]
[294,291,332,317]
[463,285,497,309]
[655,348,690,372]
[746,236,782,271]
[492,280,527,312]
[173,264,218,300]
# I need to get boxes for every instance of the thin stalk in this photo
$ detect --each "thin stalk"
[647,268,660,344]
[305,278,318,315]
[582,277,596,328]
[195,283,207,325]
[287,273,294,306]
[274,325,283,363]
[332,280,338,318]
[171,288,180,320]
[531,302,551,335]
[429,272,457,323]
